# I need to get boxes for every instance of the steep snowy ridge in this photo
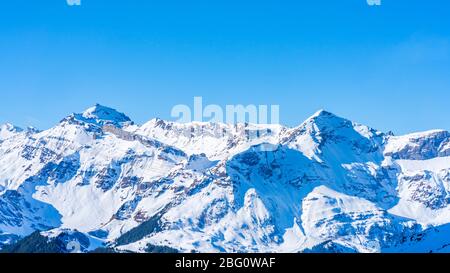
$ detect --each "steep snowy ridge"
[0,105,449,253]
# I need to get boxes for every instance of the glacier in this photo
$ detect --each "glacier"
[0,105,449,253]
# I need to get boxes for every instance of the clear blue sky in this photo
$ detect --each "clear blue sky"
[0,0,449,134]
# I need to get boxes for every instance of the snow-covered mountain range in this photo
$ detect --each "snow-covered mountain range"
[1,104,449,253]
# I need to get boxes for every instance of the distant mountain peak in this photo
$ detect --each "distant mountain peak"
[295,109,351,134]
[0,123,23,132]
[0,123,24,141]
[65,104,133,128]
[310,109,334,118]
[307,109,344,122]
[81,104,131,122]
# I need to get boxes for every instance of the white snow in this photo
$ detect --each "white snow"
[1,106,449,253]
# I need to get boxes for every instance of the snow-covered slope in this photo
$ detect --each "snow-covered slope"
[1,105,449,253]
[132,119,284,160]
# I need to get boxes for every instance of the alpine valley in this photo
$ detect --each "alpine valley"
[1,104,449,253]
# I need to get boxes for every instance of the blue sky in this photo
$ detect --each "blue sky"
[0,0,449,134]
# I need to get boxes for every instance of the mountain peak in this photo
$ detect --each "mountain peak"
[82,103,125,118]
[0,123,22,132]
[300,109,350,131]
[309,109,339,120]
[0,123,23,140]
[66,104,133,128]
